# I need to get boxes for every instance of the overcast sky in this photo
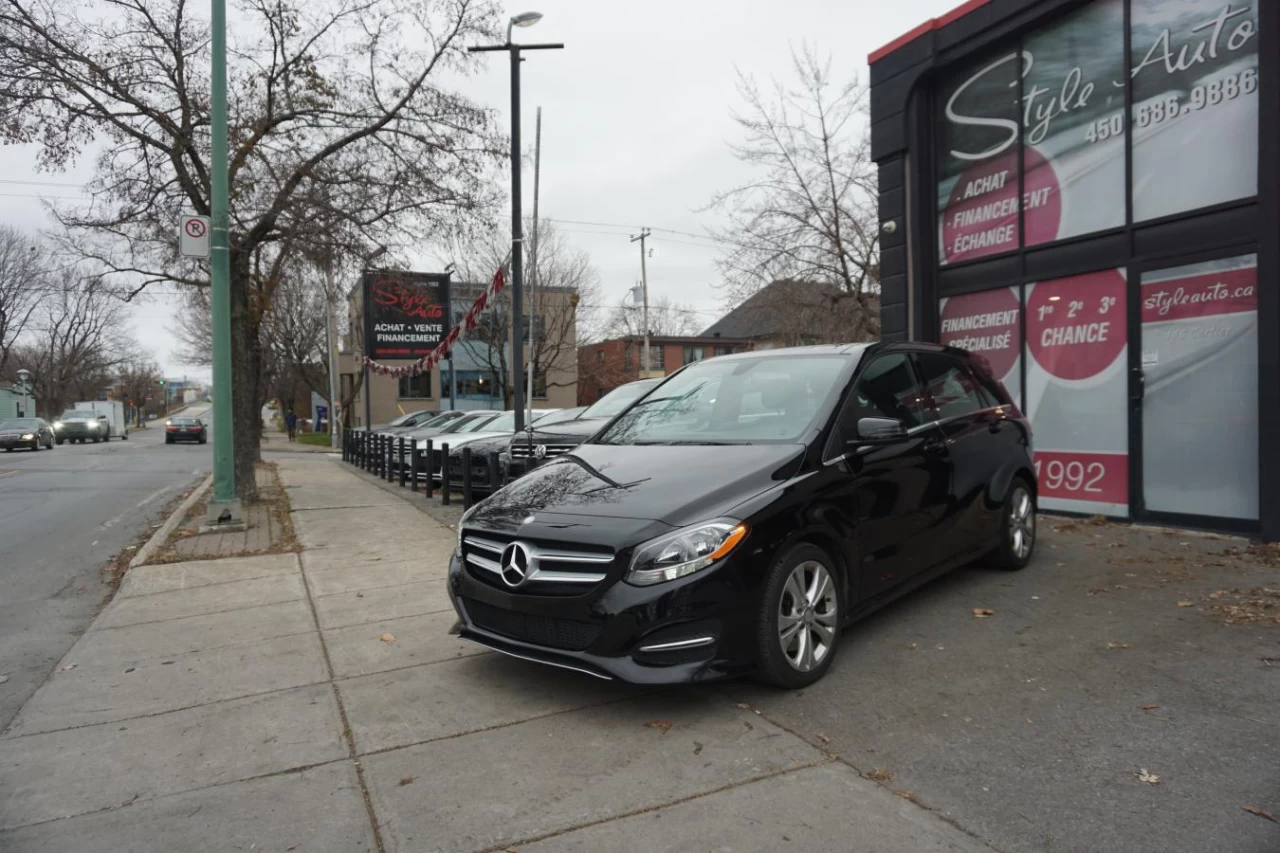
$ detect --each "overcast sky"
[0,0,960,382]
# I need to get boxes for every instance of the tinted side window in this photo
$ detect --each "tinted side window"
[914,353,990,420]
[841,354,926,431]
[964,356,1013,407]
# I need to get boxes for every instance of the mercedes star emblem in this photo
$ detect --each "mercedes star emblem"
[499,542,531,587]
[533,444,548,459]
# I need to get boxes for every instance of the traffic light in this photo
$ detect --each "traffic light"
[157,379,166,386]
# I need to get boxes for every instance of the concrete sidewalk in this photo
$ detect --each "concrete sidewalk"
[0,455,991,853]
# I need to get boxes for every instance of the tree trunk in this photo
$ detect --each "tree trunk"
[230,251,263,501]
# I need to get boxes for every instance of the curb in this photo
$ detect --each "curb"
[130,474,214,568]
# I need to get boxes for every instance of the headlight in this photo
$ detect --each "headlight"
[455,506,476,557]
[627,519,748,586]
[54,422,63,429]
[87,422,98,429]
[20,433,34,440]
[165,420,172,426]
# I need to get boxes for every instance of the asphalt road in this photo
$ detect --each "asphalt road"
[0,406,211,730]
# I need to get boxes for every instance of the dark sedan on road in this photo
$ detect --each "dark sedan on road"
[449,343,1036,688]
[0,418,55,451]
[165,416,208,444]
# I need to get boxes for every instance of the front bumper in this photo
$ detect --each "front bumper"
[0,435,36,447]
[56,424,98,438]
[166,430,205,441]
[447,548,759,684]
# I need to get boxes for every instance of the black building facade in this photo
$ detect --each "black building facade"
[870,0,1278,538]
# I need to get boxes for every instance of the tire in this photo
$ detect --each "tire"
[31,440,39,451]
[123,433,129,440]
[166,437,174,445]
[989,477,1036,571]
[753,542,843,689]
[56,439,63,446]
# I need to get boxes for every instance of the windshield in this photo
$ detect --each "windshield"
[595,355,850,445]
[420,412,458,428]
[61,410,96,419]
[457,413,500,433]
[535,407,583,426]
[0,419,38,429]
[388,411,420,426]
[581,380,661,420]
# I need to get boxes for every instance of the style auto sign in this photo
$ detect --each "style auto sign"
[363,271,452,360]
[938,1,1257,265]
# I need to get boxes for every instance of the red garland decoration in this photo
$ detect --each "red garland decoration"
[363,263,506,378]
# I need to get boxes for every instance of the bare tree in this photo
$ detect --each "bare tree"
[0,225,46,376]
[1,0,504,497]
[602,295,703,340]
[449,219,599,408]
[4,271,134,416]
[706,46,880,339]
[117,354,163,426]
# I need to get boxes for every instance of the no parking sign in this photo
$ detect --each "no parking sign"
[179,215,211,259]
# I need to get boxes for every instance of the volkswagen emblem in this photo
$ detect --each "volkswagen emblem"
[499,542,532,588]
[533,444,548,459]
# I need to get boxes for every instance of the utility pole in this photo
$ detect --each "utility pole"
[208,0,241,523]
[630,228,651,373]
[526,106,542,425]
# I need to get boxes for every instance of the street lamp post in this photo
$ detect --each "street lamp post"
[16,368,32,418]
[469,12,562,432]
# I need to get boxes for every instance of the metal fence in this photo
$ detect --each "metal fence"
[341,429,502,510]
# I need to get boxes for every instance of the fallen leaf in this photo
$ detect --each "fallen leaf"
[867,768,894,782]
[356,592,364,598]
[0,675,8,684]
[644,720,673,734]
[1107,642,1130,650]
[1243,805,1277,823]
[379,633,396,643]
[60,663,77,672]
[398,776,415,786]
[972,608,995,618]
[815,733,831,745]
[1136,768,1160,785]
[1139,704,1159,711]
[735,703,751,710]
[692,741,703,755]
[1177,601,1194,608]
[894,789,916,802]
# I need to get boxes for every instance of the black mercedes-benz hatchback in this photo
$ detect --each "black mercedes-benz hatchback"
[448,342,1036,688]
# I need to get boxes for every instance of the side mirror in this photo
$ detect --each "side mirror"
[856,417,907,444]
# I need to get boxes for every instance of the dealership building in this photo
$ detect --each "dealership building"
[869,0,1277,538]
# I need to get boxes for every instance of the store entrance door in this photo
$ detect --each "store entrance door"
[1134,253,1259,528]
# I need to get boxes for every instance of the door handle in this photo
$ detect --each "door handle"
[1130,367,1145,402]
[923,438,946,455]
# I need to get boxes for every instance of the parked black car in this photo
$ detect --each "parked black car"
[449,343,1036,688]
[0,417,55,451]
[165,416,208,444]
[504,378,663,479]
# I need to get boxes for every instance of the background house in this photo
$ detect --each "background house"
[700,279,880,350]
[576,334,753,404]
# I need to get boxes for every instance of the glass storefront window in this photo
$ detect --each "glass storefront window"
[1024,269,1129,515]
[938,287,1023,410]
[1131,1,1259,221]
[1139,254,1258,520]
[936,50,1023,265]
[1021,0,1125,246]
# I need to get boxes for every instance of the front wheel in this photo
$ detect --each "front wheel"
[56,438,63,446]
[754,543,842,689]
[30,441,39,451]
[990,478,1036,571]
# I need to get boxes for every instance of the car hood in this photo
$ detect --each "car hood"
[506,418,609,449]
[469,442,804,526]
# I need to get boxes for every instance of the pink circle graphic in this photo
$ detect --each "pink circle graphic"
[1027,269,1126,381]
[941,147,1061,264]
[939,287,1020,380]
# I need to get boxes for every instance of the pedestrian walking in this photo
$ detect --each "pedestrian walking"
[285,409,298,441]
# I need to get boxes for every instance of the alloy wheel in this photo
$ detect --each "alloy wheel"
[1009,486,1035,560]
[777,560,838,673]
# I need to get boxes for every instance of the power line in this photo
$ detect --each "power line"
[0,178,87,188]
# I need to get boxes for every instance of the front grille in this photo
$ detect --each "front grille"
[463,598,601,651]
[461,530,613,596]
[509,442,577,459]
